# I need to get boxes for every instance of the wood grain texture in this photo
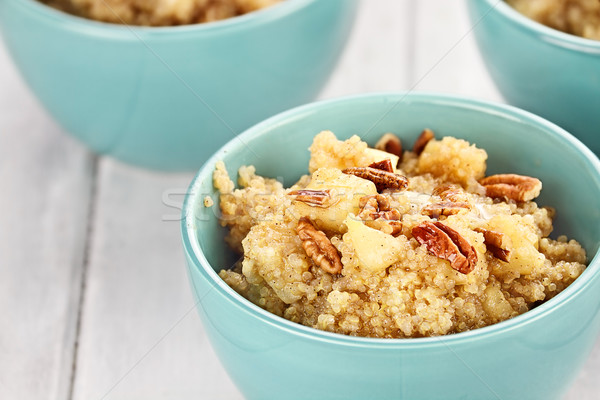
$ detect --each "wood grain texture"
[322,0,415,97]
[0,44,95,400]
[70,159,240,400]
[412,0,501,101]
[71,3,415,399]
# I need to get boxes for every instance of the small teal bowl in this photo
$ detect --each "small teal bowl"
[467,0,600,155]
[0,0,357,170]
[182,93,600,400]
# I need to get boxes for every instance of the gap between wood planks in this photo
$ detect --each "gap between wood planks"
[66,154,100,400]
[59,2,420,398]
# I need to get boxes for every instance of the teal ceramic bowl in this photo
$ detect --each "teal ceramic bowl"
[0,0,357,170]
[182,93,600,400]
[467,0,600,155]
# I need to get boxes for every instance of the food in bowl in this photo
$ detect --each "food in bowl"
[213,130,587,338]
[40,0,281,26]
[506,0,600,40]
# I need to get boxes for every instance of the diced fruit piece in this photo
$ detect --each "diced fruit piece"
[293,168,377,233]
[486,214,544,275]
[345,215,402,273]
[363,148,400,170]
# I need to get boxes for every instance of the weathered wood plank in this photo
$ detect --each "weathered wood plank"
[0,42,95,400]
[66,1,600,399]
[70,2,415,399]
[70,159,239,399]
[412,0,501,101]
[321,0,415,97]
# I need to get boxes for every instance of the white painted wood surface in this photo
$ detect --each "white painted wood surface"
[0,43,95,400]
[1,1,598,399]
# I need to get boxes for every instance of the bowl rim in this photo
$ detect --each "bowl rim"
[481,0,600,51]
[11,0,317,35]
[182,92,600,349]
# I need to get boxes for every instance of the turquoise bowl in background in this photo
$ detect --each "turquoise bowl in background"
[182,93,600,400]
[0,0,357,170]
[467,0,600,155]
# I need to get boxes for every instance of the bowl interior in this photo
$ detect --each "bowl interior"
[187,93,600,319]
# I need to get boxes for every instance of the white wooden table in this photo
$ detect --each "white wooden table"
[2,1,599,399]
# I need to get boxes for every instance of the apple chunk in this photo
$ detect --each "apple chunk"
[485,214,544,276]
[363,148,399,169]
[292,168,377,233]
[345,216,403,273]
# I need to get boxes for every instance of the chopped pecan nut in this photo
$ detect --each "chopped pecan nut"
[358,195,402,236]
[358,195,399,220]
[288,189,332,207]
[297,217,343,274]
[366,219,403,237]
[359,194,391,212]
[387,220,403,236]
[343,167,409,192]
[421,201,471,219]
[413,128,435,155]
[432,184,468,203]
[479,174,542,202]
[358,196,379,220]
[475,228,512,262]
[434,222,478,273]
[373,209,402,221]
[375,133,403,160]
[368,159,394,173]
[412,221,477,274]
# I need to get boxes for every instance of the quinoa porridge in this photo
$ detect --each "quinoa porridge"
[507,0,600,40]
[41,0,281,26]
[214,130,587,338]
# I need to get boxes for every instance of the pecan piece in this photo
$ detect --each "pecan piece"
[343,167,409,192]
[358,195,402,236]
[297,217,343,274]
[368,159,394,173]
[358,195,400,220]
[359,194,391,212]
[375,133,403,160]
[412,221,477,274]
[479,174,542,202]
[367,219,403,237]
[413,128,435,155]
[358,196,380,220]
[373,209,402,221]
[386,220,403,236]
[421,201,471,219]
[475,228,512,262]
[432,184,468,203]
[288,189,331,207]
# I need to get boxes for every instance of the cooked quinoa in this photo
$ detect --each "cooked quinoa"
[507,0,600,40]
[41,0,280,26]
[214,131,587,338]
